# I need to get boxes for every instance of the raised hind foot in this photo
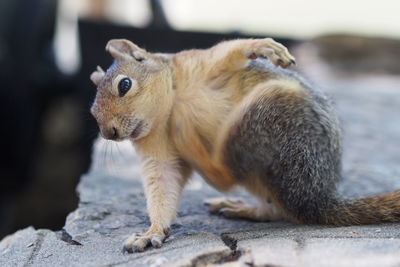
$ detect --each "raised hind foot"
[204,197,284,222]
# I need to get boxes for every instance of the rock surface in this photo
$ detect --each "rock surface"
[1,46,400,266]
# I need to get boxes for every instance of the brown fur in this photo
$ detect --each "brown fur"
[90,38,400,253]
[324,191,400,226]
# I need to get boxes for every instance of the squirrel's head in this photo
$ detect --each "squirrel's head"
[90,39,173,142]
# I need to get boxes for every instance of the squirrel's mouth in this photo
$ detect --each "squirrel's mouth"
[130,120,144,139]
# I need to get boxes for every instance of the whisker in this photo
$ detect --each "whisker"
[105,139,112,174]
[105,140,119,175]
[110,141,117,173]
[100,138,107,171]
[105,140,112,174]
[115,142,130,163]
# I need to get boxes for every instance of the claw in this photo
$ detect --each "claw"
[151,238,163,248]
[122,230,168,253]
[290,59,296,65]
[248,52,258,60]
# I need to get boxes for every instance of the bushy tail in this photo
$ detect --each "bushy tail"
[322,191,400,226]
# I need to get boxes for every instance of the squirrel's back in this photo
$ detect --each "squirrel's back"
[221,61,400,225]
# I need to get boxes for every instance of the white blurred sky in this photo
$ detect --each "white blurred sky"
[55,0,400,74]
[75,0,400,39]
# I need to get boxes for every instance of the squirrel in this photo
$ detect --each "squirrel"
[90,38,400,253]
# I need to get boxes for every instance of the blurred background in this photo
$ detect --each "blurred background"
[0,0,399,239]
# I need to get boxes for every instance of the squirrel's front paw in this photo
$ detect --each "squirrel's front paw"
[122,228,170,253]
[247,38,296,68]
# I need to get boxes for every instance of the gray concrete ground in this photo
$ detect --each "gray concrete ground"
[1,44,400,267]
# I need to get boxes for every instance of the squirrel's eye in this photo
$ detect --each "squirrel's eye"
[118,77,132,97]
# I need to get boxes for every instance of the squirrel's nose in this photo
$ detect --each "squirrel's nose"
[101,126,119,140]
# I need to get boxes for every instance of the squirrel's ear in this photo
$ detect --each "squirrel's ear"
[105,39,146,61]
[90,66,105,86]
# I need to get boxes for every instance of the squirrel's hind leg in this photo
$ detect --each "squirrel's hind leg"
[204,197,284,222]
